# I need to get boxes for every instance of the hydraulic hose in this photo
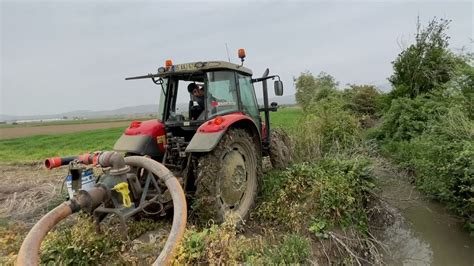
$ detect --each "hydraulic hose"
[124,156,187,266]
[44,151,128,173]
[44,156,79,169]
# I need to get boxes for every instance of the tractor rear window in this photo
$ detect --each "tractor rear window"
[206,71,238,117]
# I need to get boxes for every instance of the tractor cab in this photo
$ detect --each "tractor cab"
[154,63,260,139]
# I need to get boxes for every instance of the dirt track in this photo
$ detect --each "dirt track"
[0,121,131,140]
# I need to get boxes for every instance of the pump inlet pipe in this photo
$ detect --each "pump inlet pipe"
[17,152,187,266]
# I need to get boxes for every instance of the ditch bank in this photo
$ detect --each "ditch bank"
[5,158,468,264]
[1,159,385,264]
[370,159,474,265]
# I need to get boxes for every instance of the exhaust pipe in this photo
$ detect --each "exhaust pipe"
[18,154,186,266]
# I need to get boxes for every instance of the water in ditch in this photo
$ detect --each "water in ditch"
[374,165,474,266]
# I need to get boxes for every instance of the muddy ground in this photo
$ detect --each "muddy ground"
[0,121,131,139]
[0,162,385,264]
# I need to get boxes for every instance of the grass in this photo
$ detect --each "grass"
[0,105,381,264]
[269,106,303,132]
[0,108,302,163]
[0,127,125,163]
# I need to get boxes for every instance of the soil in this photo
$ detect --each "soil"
[0,163,67,223]
[0,159,388,265]
[0,121,131,139]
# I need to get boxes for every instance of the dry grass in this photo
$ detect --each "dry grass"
[0,164,66,222]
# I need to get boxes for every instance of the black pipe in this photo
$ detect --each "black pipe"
[44,156,78,169]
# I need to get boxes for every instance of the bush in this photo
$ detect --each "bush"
[382,108,474,230]
[380,95,449,141]
[256,157,374,233]
[379,43,474,230]
[292,97,363,161]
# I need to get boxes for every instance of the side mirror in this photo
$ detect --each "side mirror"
[274,80,284,96]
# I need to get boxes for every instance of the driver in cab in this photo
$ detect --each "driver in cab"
[188,83,205,120]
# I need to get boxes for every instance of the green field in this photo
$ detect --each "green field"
[0,116,154,129]
[0,108,302,163]
[268,107,303,132]
[0,128,125,163]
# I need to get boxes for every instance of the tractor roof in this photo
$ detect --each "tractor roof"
[125,60,253,81]
[162,61,252,76]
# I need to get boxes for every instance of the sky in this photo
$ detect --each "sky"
[1,0,472,116]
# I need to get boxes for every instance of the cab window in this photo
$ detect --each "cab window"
[206,71,239,117]
[238,74,259,121]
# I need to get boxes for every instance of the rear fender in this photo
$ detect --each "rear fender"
[114,119,166,156]
[185,113,260,153]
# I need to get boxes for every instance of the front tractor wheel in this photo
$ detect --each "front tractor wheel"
[194,128,259,224]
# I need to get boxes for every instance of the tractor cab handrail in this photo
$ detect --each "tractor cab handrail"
[251,75,280,83]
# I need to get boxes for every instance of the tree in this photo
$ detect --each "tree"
[389,18,462,99]
[343,85,383,117]
[295,72,338,111]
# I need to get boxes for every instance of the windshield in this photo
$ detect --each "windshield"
[158,71,241,122]
[206,71,239,118]
[160,73,206,122]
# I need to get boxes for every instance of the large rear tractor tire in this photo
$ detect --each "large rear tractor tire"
[194,128,259,224]
[269,128,293,169]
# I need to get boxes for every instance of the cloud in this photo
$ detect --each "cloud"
[1,1,472,115]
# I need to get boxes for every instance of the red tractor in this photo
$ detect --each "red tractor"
[17,49,292,265]
[114,49,292,222]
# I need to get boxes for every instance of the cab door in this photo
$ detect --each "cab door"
[237,73,261,132]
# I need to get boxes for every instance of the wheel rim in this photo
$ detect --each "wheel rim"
[217,143,256,214]
[219,150,247,209]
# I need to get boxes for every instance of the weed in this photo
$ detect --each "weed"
[40,215,164,265]
[256,157,373,234]
[291,106,362,161]
[265,234,311,264]
[174,217,253,264]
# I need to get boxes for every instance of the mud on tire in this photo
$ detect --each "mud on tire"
[269,128,293,169]
[194,128,259,224]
